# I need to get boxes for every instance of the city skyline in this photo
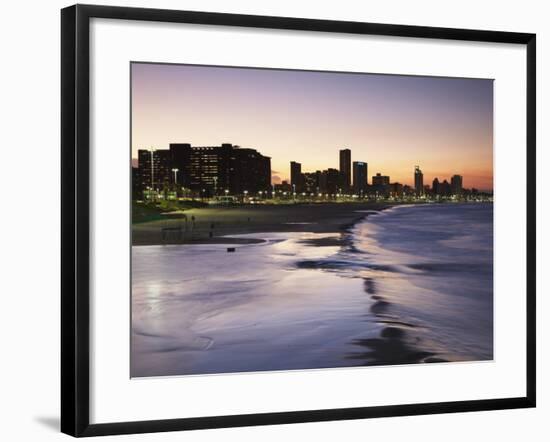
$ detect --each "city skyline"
[132,63,493,191]
[134,142,479,202]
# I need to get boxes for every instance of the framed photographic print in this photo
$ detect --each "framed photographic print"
[61,4,536,437]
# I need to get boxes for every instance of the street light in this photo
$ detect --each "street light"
[172,168,179,184]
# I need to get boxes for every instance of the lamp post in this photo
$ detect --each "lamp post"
[172,168,178,185]
[171,168,179,199]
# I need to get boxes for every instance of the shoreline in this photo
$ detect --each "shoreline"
[131,202,493,375]
[132,202,392,246]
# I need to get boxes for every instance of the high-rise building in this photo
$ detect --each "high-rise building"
[132,167,142,199]
[138,148,172,191]
[339,149,351,191]
[303,171,321,194]
[432,177,440,195]
[414,165,424,196]
[190,146,223,192]
[169,143,192,188]
[169,143,231,194]
[319,168,346,194]
[137,143,270,196]
[290,161,303,192]
[353,161,368,194]
[451,174,463,195]
[440,179,451,196]
[230,147,271,195]
[372,173,390,196]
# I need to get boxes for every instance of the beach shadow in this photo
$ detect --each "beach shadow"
[349,326,436,365]
[363,277,376,294]
[349,277,448,366]
[34,416,59,432]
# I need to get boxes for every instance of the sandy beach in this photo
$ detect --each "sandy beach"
[131,203,493,376]
[132,202,391,246]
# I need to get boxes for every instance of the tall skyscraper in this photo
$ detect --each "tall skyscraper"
[432,177,440,195]
[352,161,368,193]
[451,174,463,195]
[290,161,303,192]
[414,165,424,196]
[339,149,351,191]
[138,148,172,191]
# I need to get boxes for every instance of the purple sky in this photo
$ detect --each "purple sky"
[131,62,493,190]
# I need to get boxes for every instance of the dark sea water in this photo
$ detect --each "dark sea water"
[348,203,494,364]
[131,203,493,377]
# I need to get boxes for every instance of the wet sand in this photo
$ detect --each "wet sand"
[348,277,448,366]
[132,202,448,369]
[132,203,492,375]
[132,202,391,246]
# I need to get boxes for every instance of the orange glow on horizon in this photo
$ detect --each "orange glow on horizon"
[132,63,494,191]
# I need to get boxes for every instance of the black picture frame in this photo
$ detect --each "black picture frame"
[61,4,536,437]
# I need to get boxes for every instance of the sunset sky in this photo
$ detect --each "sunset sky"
[131,63,493,190]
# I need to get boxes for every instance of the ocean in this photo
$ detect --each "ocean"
[131,203,493,377]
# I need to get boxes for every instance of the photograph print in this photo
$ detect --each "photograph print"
[131,62,494,378]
